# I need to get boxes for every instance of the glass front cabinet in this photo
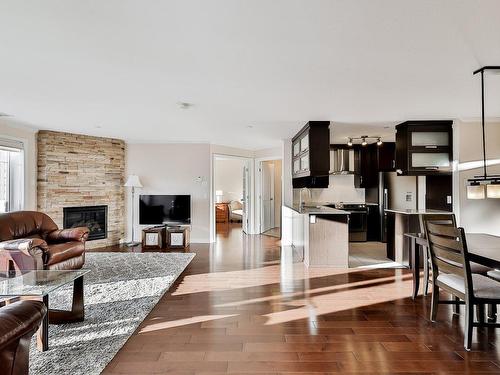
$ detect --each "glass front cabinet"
[291,122,330,187]
[395,121,453,175]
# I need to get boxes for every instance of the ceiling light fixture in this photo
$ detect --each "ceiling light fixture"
[345,135,383,146]
[467,66,500,199]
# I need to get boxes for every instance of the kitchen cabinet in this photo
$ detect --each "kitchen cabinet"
[292,121,330,188]
[395,121,452,175]
[292,176,329,189]
[359,142,396,188]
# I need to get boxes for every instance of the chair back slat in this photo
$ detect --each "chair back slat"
[432,245,464,272]
[434,257,464,275]
[428,232,463,252]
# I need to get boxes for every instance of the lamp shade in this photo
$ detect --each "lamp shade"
[124,175,143,188]
[487,183,500,198]
[467,184,485,200]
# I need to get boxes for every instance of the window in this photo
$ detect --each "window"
[0,139,24,213]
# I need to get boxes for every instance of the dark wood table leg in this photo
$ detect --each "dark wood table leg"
[411,237,420,300]
[49,275,84,324]
[37,294,49,352]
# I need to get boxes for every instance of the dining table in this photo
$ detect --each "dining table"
[410,232,500,298]
[466,233,500,269]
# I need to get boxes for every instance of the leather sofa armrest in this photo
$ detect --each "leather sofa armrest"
[0,300,47,350]
[46,227,89,243]
[0,238,48,253]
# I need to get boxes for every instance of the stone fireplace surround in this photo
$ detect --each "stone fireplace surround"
[37,130,125,249]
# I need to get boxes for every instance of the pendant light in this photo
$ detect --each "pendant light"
[466,66,500,199]
[487,182,500,198]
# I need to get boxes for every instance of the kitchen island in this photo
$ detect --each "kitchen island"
[282,204,350,268]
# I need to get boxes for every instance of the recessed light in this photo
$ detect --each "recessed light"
[246,125,254,129]
[95,125,102,129]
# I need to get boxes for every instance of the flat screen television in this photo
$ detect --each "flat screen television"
[139,195,191,225]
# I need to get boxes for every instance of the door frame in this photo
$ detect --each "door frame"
[211,153,254,242]
[255,155,283,237]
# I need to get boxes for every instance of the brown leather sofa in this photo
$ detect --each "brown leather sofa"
[0,211,89,272]
[0,300,46,375]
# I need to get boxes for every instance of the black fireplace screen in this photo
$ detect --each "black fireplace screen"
[63,205,108,241]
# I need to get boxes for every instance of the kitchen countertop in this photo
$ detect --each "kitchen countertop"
[384,208,454,215]
[285,203,350,215]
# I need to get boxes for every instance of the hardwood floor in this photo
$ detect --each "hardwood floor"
[98,226,500,374]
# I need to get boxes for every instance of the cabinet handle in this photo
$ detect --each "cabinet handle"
[424,167,439,170]
[425,145,438,149]
[392,160,395,168]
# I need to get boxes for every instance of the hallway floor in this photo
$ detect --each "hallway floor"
[101,227,500,374]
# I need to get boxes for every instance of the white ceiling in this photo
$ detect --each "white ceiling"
[1,1,500,150]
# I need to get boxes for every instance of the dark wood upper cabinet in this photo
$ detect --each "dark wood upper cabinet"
[425,174,453,212]
[292,121,330,188]
[359,142,396,188]
[395,120,453,176]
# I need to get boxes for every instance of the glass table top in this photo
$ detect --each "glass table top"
[0,269,90,297]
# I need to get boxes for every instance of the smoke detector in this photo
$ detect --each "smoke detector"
[177,102,193,110]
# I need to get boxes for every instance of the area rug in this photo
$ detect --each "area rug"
[29,251,195,375]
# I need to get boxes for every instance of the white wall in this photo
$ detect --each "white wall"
[126,143,211,243]
[0,118,38,210]
[215,158,245,202]
[456,120,500,236]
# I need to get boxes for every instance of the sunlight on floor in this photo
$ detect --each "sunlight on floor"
[138,314,238,333]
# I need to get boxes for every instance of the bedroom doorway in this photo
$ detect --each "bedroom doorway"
[259,159,282,238]
[213,156,249,238]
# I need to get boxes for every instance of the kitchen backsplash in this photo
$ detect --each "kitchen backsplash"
[293,174,365,204]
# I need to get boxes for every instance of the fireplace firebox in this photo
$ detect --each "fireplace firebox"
[63,205,108,241]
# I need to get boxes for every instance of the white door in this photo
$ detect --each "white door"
[261,162,275,233]
[242,164,250,233]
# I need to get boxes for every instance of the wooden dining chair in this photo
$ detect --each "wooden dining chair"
[425,221,500,350]
[419,214,491,297]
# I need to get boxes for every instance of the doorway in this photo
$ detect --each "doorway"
[259,159,282,238]
[213,156,250,239]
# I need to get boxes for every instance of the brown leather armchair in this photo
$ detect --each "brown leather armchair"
[0,211,89,272]
[0,300,46,375]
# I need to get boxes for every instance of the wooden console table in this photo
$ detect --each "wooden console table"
[215,203,229,223]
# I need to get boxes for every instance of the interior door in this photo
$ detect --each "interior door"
[242,164,250,233]
[261,162,275,233]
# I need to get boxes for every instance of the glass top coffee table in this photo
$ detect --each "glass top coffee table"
[0,269,90,351]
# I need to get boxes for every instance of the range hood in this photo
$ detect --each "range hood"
[329,148,360,175]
